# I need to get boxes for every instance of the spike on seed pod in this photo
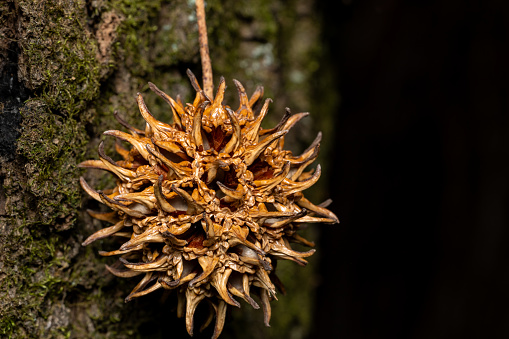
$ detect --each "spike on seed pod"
[80,1,338,338]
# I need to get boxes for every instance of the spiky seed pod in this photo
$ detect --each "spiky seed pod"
[80,70,338,338]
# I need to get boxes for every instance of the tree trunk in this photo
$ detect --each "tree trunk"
[0,1,333,338]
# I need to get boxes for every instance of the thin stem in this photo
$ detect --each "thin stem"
[195,0,213,98]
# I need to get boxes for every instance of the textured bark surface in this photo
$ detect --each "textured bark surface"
[0,1,332,338]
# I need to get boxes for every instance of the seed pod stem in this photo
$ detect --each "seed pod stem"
[196,0,213,98]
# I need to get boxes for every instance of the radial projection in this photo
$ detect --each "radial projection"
[80,70,338,338]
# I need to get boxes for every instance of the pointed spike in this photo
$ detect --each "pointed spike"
[233,79,252,119]
[235,243,266,267]
[114,187,156,210]
[228,237,266,257]
[213,77,226,107]
[283,112,310,131]
[82,220,124,246]
[149,83,186,128]
[290,233,316,247]
[96,191,127,213]
[154,175,177,213]
[126,281,162,302]
[99,191,146,218]
[136,93,174,134]
[244,130,289,166]
[212,268,240,307]
[161,230,188,246]
[255,269,276,297]
[277,112,310,149]
[211,301,228,339]
[152,139,183,154]
[258,107,292,138]
[228,275,260,309]
[113,111,145,135]
[103,130,152,161]
[78,159,110,171]
[189,256,219,287]
[222,107,241,154]
[97,143,138,181]
[248,85,264,108]
[290,131,322,164]
[318,198,333,208]
[228,282,245,300]
[120,228,166,250]
[148,82,183,128]
[80,177,102,203]
[158,275,181,289]
[119,255,169,271]
[98,245,143,256]
[243,291,260,310]
[283,164,322,195]
[248,211,295,218]
[192,90,207,110]
[125,273,154,302]
[229,226,261,255]
[192,103,205,149]
[86,210,118,224]
[105,264,143,278]
[292,215,337,224]
[171,185,204,214]
[259,289,272,327]
[265,208,307,228]
[297,196,339,223]
[217,182,245,200]
[269,241,316,266]
[288,144,320,181]
[185,289,206,337]
[245,98,272,143]
[180,272,198,285]
[305,131,322,153]
[187,68,210,103]
[98,140,117,166]
[236,254,265,269]
[243,273,255,301]
[187,68,202,93]
[145,144,191,179]
[290,146,320,180]
[253,161,291,192]
[277,108,292,132]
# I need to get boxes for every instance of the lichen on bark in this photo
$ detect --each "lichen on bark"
[0,1,329,338]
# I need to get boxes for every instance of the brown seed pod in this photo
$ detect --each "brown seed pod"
[80,70,338,338]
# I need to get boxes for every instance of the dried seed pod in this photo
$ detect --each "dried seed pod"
[81,70,338,338]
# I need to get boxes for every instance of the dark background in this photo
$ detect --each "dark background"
[313,0,509,338]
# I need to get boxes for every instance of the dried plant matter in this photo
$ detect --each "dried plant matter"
[80,70,338,338]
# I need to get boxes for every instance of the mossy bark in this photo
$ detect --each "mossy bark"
[0,1,331,338]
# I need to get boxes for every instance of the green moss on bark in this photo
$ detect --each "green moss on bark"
[0,0,103,337]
